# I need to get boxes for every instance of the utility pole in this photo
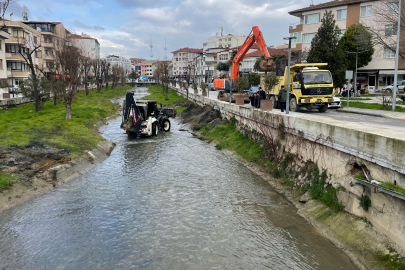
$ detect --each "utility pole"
[345,49,368,103]
[392,0,402,111]
[283,36,296,114]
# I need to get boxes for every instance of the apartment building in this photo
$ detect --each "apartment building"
[70,33,100,59]
[0,20,43,87]
[171,47,203,77]
[140,61,154,77]
[130,58,146,76]
[104,55,132,74]
[203,33,246,51]
[288,0,404,92]
[23,21,70,75]
[152,60,171,75]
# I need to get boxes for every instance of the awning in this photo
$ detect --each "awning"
[379,70,405,75]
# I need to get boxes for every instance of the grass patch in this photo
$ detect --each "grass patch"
[0,172,15,191]
[200,123,264,162]
[376,248,405,270]
[341,101,405,112]
[309,165,344,211]
[353,173,367,180]
[347,98,372,100]
[380,182,405,196]
[0,86,133,158]
[142,85,188,114]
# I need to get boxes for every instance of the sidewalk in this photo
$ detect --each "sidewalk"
[337,107,405,120]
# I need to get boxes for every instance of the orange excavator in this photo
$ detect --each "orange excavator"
[214,26,273,100]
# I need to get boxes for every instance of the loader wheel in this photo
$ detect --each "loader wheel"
[152,123,158,136]
[289,97,301,112]
[162,119,171,132]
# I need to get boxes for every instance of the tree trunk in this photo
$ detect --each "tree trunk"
[54,96,57,106]
[65,99,72,120]
[106,81,109,91]
[85,81,89,96]
[32,72,40,112]
[165,84,168,100]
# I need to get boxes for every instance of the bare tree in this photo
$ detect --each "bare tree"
[92,58,102,92]
[101,60,111,90]
[111,64,120,93]
[0,1,17,31]
[362,0,405,59]
[80,56,92,96]
[17,34,42,112]
[54,41,82,120]
[120,68,127,91]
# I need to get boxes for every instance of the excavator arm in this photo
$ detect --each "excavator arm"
[231,26,271,81]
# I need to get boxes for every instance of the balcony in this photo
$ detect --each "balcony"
[7,70,28,77]
[6,54,24,60]
[41,42,54,48]
[43,54,55,60]
[289,24,302,32]
[6,36,26,44]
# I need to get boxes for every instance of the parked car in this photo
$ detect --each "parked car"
[245,86,259,96]
[328,96,341,108]
[208,83,213,91]
[382,80,405,93]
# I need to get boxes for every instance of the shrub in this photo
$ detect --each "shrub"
[360,194,371,211]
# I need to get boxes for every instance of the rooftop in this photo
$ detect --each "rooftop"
[289,0,374,15]
[171,47,203,54]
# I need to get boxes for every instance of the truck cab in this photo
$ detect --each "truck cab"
[263,63,335,112]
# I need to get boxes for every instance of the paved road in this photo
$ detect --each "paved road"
[185,87,405,132]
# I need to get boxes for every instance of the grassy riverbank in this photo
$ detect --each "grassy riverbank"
[142,85,188,114]
[0,86,133,158]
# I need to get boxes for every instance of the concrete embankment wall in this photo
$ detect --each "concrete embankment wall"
[171,86,405,252]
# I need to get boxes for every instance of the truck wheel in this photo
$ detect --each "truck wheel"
[318,104,328,112]
[152,123,158,136]
[270,96,279,109]
[289,97,301,112]
[162,119,171,132]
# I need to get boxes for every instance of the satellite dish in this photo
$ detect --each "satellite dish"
[37,27,41,32]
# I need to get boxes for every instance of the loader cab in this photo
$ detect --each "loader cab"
[136,100,158,121]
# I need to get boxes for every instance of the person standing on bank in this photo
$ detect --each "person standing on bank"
[278,85,287,112]
[258,87,266,100]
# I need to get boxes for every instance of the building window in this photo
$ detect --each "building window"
[385,24,397,36]
[303,13,320,24]
[34,36,37,44]
[337,9,347,20]
[0,59,2,69]
[303,33,316,43]
[387,2,399,14]
[360,5,372,17]
[228,38,231,41]
[383,47,395,58]
[290,32,302,43]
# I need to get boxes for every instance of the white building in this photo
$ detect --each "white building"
[70,33,100,59]
[203,32,246,52]
[104,55,132,74]
[171,47,203,77]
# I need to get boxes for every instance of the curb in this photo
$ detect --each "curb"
[336,108,386,118]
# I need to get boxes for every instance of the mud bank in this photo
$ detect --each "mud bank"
[181,103,405,270]
[0,139,115,213]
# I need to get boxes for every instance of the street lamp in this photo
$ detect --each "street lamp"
[283,36,296,114]
[345,49,368,107]
[392,0,402,111]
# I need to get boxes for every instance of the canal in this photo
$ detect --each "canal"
[0,88,357,269]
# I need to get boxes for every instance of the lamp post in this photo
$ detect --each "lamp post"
[283,36,296,114]
[345,49,368,105]
[392,0,402,111]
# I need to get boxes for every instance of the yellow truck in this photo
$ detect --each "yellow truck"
[261,63,335,112]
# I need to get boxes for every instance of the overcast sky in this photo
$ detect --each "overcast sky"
[13,0,325,60]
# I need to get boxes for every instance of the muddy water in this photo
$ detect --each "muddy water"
[0,88,357,269]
